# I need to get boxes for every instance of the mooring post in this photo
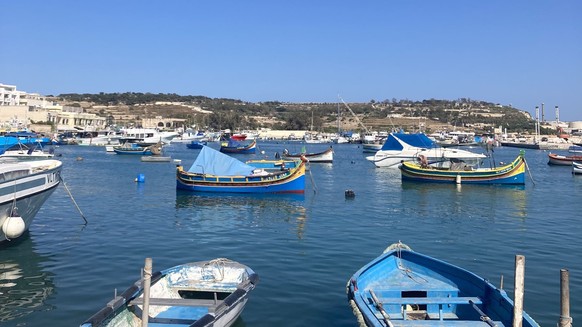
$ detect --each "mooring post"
[513,255,525,327]
[558,269,572,327]
[141,258,152,327]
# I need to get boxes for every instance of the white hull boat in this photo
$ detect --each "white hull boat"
[0,159,62,242]
[367,132,486,168]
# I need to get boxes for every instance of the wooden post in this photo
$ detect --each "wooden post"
[558,269,572,327]
[513,255,525,327]
[141,258,152,327]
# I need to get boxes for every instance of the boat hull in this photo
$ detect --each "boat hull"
[176,161,306,194]
[573,161,582,174]
[0,160,62,242]
[282,147,333,163]
[548,153,582,166]
[219,140,257,154]
[400,154,526,185]
[81,258,258,327]
[347,243,540,327]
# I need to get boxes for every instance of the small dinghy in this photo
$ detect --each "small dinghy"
[81,258,258,327]
[347,242,540,327]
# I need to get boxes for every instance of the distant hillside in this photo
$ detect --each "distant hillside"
[56,92,535,133]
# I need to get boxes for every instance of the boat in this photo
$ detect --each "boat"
[113,142,162,155]
[80,258,258,327]
[219,140,256,154]
[347,242,540,327]
[171,129,207,143]
[1,158,62,242]
[282,146,333,163]
[75,130,122,146]
[0,142,54,161]
[119,128,179,146]
[569,145,582,153]
[141,156,172,162]
[573,161,582,175]
[547,153,582,166]
[367,133,486,168]
[186,140,208,149]
[399,151,526,185]
[176,146,306,193]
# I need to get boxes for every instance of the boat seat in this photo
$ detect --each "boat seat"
[391,321,505,327]
[378,297,482,305]
[130,297,223,308]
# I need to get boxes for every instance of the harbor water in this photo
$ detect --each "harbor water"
[1,142,580,326]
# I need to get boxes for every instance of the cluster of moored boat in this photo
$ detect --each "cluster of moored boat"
[4,128,572,326]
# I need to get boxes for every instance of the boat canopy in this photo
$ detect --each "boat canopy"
[188,146,255,176]
[380,133,437,151]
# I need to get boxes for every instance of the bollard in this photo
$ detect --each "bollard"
[141,258,152,327]
[558,269,572,327]
[513,255,525,327]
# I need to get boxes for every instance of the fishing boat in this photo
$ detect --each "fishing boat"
[186,141,208,149]
[114,142,162,155]
[347,242,540,327]
[219,139,256,154]
[282,146,333,163]
[547,153,582,166]
[399,151,526,185]
[1,159,62,242]
[80,258,258,327]
[176,146,306,193]
[568,145,582,153]
[367,133,486,168]
[573,161,582,175]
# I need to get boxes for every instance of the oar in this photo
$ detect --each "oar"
[60,176,88,224]
[469,300,497,327]
[369,289,394,327]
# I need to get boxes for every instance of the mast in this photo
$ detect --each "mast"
[338,96,369,134]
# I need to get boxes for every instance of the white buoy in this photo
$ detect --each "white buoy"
[2,216,26,239]
[456,174,461,184]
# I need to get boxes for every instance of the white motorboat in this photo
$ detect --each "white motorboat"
[119,128,178,146]
[0,142,54,161]
[0,158,62,242]
[366,132,486,168]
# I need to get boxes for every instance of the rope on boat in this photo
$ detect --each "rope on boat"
[60,176,88,224]
[346,280,367,327]
[523,157,535,186]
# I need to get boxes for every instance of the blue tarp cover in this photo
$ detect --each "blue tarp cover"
[188,146,255,176]
[380,133,437,151]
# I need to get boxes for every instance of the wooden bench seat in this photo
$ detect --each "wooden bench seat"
[130,297,223,308]
[379,297,482,305]
[391,320,505,326]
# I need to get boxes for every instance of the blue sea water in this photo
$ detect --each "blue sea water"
[0,142,580,326]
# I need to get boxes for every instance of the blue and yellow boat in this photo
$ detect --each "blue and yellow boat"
[399,151,526,185]
[177,146,305,193]
[219,139,256,154]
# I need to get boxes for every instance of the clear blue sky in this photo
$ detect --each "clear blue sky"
[2,1,581,122]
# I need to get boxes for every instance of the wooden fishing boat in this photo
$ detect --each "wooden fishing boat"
[219,140,256,154]
[347,242,540,327]
[399,151,526,185]
[282,146,333,163]
[80,258,258,327]
[573,161,582,175]
[177,146,306,193]
[569,145,582,153]
[547,153,582,166]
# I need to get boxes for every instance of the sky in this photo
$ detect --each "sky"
[2,1,581,122]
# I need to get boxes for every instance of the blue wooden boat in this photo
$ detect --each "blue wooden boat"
[568,145,582,153]
[219,139,256,154]
[399,151,526,185]
[347,242,540,327]
[186,140,208,149]
[81,258,258,327]
[177,146,306,193]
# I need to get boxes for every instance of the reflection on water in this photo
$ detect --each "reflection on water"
[401,181,527,219]
[175,191,308,238]
[0,236,55,322]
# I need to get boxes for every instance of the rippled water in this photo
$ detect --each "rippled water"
[0,142,580,326]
